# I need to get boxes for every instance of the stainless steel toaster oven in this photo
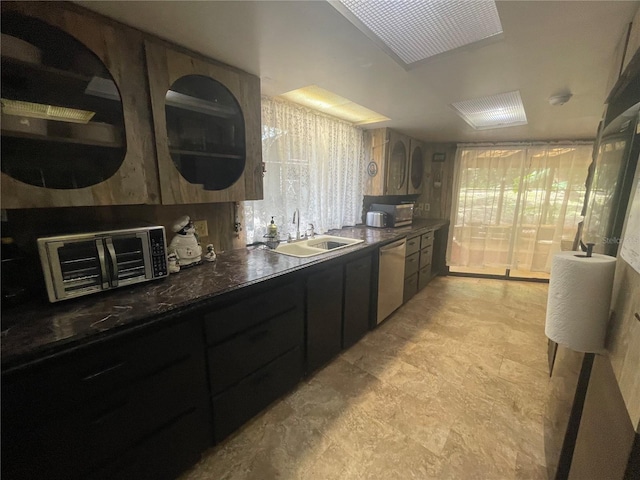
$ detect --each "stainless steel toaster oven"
[370,203,414,227]
[37,226,168,302]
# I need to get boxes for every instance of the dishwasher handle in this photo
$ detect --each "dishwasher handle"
[380,239,406,254]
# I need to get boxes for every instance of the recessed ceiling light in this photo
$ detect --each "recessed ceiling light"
[278,85,389,125]
[451,90,528,130]
[332,0,503,68]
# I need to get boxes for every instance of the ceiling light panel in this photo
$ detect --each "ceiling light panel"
[451,90,528,130]
[336,0,503,66]
[279,85,389,125]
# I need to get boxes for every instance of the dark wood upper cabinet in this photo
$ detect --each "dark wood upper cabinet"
[0,2,159,208]
[145,40,263,204]
[0,2,264,208]
[164,75,246,191]
[364,128,412,196]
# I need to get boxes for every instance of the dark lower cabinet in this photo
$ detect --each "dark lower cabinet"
[87,408,208,480]
[307,264,344,372]
[1,319,211,480]
[212,347,303,442]
[2,247,387,479]
[403,272,418,303]
[343,254,373,349]
[203,280,305,443]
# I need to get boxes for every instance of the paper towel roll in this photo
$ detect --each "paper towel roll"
[545,251,616,353]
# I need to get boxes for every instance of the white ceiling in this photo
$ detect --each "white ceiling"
[77,1,639,143]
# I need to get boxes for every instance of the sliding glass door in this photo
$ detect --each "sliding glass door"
[448,144,593,279]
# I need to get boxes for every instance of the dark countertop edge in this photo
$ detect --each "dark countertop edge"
[1,220,448,372]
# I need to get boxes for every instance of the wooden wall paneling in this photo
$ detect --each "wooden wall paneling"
[364,129,388,196]
[415,143,457,220]
[1,2,159,208]
[240,75,263,200]
[145,39,263,205]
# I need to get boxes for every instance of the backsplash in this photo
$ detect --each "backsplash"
[5,203,243,255]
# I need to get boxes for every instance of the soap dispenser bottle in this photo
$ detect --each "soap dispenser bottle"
[268,216,278,238]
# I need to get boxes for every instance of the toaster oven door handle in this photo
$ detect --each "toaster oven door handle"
[95,239,109,289]
[105,237,119,287]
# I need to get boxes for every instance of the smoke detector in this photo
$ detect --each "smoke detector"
[548,93,573,106]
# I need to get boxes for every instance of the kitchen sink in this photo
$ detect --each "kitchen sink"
[273,235,364,258]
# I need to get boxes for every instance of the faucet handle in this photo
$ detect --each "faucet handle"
[308,223,315,238]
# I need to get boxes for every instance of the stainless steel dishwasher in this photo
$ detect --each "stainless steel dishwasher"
[377,238,406,324]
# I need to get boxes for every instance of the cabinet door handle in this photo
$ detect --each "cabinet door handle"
[95,240,109,289]
[105,237,118,287]
[82,361,126,382]
[248,328,270,342]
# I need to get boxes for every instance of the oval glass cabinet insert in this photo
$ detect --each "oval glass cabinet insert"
[388,137,407,193]
[164,75,245,191]
[1,13,126,189]
[410,144,424,192]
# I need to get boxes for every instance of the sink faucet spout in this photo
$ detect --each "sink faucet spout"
[293,209,301,240]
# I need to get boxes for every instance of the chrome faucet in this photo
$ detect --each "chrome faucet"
[292,209,301,240]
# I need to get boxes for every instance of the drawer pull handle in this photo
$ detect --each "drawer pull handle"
[248,328,270,342]
[90,397,129,425]
[82,362,125,382]
[250,371,271,386]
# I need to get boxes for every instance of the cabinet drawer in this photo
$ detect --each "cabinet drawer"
[86,407,210,480]
[418,265,433,290]
[405,251,420,278]
[420,245,433,269]
[406,235,421,256]
[403,273,418,303]
[421,231,434,249]
[208,306,303,394]
[204,282,301,345]
[212,347,303,442]
[2,320,202,423]
[3,350,209,480]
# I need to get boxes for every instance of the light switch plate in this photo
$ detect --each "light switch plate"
[193,220,209,238]
[424,203,430,212]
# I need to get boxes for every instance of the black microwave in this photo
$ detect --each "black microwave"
[37,226,168,302]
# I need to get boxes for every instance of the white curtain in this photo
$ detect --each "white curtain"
[447,143,593,275]
[244,96,365,244]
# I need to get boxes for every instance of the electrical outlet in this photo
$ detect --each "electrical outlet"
[424,203,430,212]
[193,220,209,238]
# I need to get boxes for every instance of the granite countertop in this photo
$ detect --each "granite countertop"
[1,219,447,370]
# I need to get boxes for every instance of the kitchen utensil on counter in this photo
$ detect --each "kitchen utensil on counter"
[366,211,386,227]
[168,215,202,268]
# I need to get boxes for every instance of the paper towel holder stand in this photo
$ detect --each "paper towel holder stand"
[575,242,595,258]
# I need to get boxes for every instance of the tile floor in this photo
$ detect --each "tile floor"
[181,276,551,480]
